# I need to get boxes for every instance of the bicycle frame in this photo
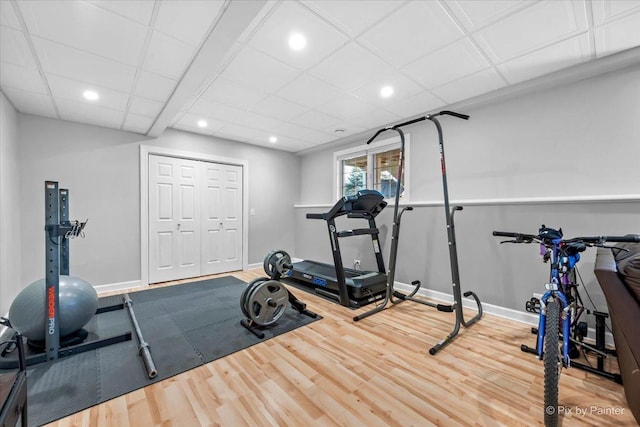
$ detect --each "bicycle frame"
[537,239,575,368]
[493,227,639,426]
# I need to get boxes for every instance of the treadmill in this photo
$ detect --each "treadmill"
[285,190,389,308]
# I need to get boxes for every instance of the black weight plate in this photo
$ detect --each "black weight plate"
[240,278,265,319]
[263,249,291,279]
[246,280,288,327]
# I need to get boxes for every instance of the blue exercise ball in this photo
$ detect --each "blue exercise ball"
[9,275,99,342]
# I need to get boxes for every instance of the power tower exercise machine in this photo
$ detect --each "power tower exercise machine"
[263,190,389,308]
[353,111,483,355]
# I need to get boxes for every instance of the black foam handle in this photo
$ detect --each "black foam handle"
[440,110,470,120]
[366,128,388,144]
[493,231,521,238]
[573,234,640,243]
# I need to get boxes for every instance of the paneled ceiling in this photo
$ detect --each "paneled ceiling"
[1,0,639,152]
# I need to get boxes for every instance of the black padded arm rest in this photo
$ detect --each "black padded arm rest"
[594,248,640,364]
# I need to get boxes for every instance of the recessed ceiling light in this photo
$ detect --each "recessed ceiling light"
[288,32,307,51]
[197,120,208,128]
[269,136,278,143]
[83,90,99,101]
[380,85,394,98]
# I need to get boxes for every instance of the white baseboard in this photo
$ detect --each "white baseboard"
[246,262,262,270]
[393,281,615,348]
[94,280,145,295]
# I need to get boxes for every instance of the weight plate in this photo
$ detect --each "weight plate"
[263,250,291,279]
[246,280,288,326]
[241,278,266,319]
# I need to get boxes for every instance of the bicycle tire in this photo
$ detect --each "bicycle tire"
[544,300,561,426]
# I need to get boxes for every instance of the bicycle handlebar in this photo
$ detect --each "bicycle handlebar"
[493,230,640,245]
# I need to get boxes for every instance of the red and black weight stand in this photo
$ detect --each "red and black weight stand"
[40,181,132,364]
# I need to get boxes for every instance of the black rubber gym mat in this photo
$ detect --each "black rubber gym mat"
[17,276,321,426]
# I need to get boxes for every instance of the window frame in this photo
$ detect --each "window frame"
[333,133,410,202]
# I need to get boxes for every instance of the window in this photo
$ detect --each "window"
[334,134,409,201]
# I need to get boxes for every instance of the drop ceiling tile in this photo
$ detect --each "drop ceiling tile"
[302,0,402,37]
[173,113,226,135]
[349,108,401,131]
[173,122,211,136]
[382,91,445,119]
[249,95,309,121]
[271,137,317,153]
[247,1,349,71]
[155,0,224,46]
[290,109,343,133]
[594,11,640,58]
[402,38,490,89]
[350,72,424,108]
[0,1,20,29]
[296,128,335,144]
[129,96,164,118]
[473,0,588,62]
[32,37,136,93]
[220,46,300,94]
[0,26,38,69]
[1,87,56,117]
[276,73,343,109]
[498,33,591,83]
[592,0,640,26]
[274,121,332,143]
[215,123,253,142]
[316,93,375,120]
[18,0,147,66]
[245,134,288,150]
[188,98,245,124]
[123,113,154,134]
[200,77,267,109]
[56,98,124,129]
[358,1,464,67]
[0,62,47,94]
[143,30,196,79]
[308,42,395,92]
[46,74,129,111]
[431,68,505,104]
[135,70,177,102]
[445,0,536,31]
[232,111,287,133]
[86,0,155,25]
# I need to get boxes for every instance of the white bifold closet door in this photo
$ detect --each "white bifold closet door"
[148,155,242,283]
[200,161,243,275]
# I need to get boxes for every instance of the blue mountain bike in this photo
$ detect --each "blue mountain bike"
[493,226,639,426]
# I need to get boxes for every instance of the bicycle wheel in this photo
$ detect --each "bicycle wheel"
[544,300,561,426]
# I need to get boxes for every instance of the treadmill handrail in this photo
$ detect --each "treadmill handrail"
[305,190,387,222]
[336,228,379,238]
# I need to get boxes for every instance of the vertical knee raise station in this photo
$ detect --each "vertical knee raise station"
[353,111,483,355]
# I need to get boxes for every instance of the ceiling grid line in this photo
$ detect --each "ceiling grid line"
[8,0,61,119]
[119,0,162,132]
[435,0,510,87]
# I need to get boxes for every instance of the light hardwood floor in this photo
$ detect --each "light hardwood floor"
[46,270,635,426]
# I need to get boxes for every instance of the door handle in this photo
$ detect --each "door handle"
[177,223,181,230]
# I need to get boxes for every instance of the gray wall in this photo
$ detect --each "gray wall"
[296,64,640,316]
[16,116,299,288]
[0,91,22,315]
